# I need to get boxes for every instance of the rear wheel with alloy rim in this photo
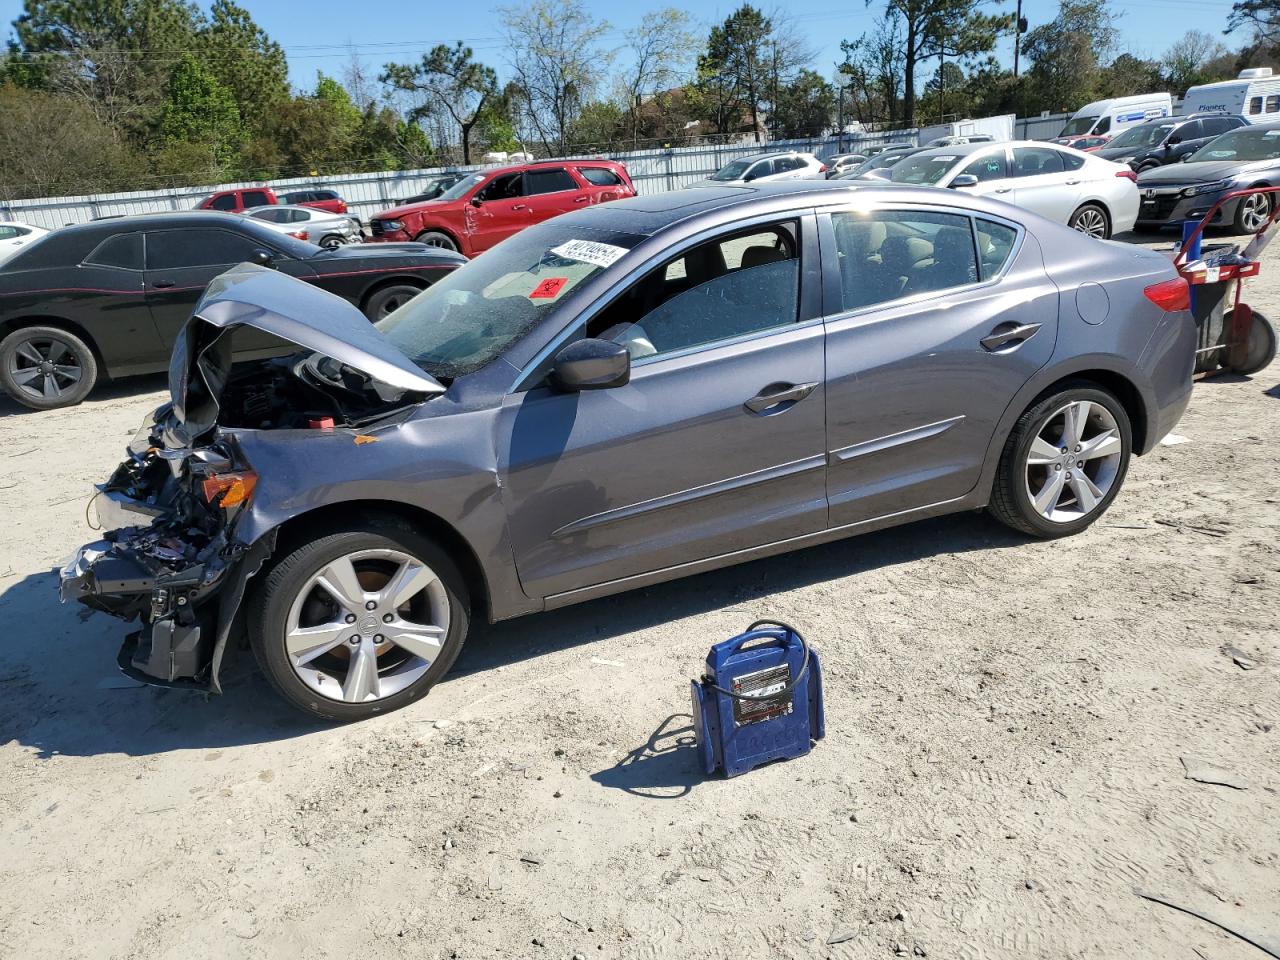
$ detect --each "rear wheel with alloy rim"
[989,384,1132,538]
[1068,203,1110,239]
[250,521,470,721]
[0,325,98,410]
[1234,191,1272,233]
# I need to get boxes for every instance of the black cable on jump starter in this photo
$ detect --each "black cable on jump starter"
[703,619,811,702]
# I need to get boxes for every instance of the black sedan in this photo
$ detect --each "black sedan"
[1135,121,1280,232]
[0,212,464,409]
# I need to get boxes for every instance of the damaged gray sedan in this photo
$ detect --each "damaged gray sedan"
[61,182,1195,721]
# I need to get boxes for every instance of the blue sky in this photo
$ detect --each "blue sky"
[0,0,1248,95]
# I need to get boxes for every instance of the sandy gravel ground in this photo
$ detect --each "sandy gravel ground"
[0,233,1277,960]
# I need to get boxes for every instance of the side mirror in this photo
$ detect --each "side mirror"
[950,174,979,189]
[1167,136,1181,147]
[470,195,483,207]
[249,248,274,267]
[551,338,630,392]
[742,172,756,182]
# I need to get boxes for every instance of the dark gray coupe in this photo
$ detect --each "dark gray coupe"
[61,181,1196,720]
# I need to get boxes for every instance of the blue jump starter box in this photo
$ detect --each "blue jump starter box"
[690,620,824,778]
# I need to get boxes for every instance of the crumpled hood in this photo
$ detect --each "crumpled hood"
[165,263,443,448]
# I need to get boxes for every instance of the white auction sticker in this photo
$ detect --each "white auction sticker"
[550,239,629,269]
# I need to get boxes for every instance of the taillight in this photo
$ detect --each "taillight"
[819,163,828,173]
[201,471,258,508]
[1116,169,1137,182]
[1143,277,1190,312]
[288,229,309,240]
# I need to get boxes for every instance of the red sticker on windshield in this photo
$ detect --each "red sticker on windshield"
[530,277,569,299]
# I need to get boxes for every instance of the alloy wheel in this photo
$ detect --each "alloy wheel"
[1024,400,1124,523]
[285,548,451,703]
[6,335,83,403]
[1240,193,1271,232]
[1071,207,1108,239]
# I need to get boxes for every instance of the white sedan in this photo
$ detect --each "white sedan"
[868,141,1139,238]
[244,205,360,248]
[702,151,827,186]
[0,221,49,264]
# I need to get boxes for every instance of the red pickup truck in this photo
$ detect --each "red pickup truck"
[367,160,635,256]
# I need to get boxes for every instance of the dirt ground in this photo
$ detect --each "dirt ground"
[0,232,1276,960]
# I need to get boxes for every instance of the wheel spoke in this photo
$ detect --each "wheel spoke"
[383,619,445,661]
[1078,429,1121,461]
[1063,401,1091,449]
[1070,472,1103,513]
[314,556,367,612]
[1028,435,1060,465]
[16,342,44,364]
[378,559,435,609]
[1033,470,1066,516]
[286,621,351,665]
[342,641,380,702]
[42,373,59,398]
[11,366,41,386]
[45,341,70,364]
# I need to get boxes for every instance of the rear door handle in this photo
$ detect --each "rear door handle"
[744,381,818,415]
[512,204,528,211]
[981,322,1042,351]
[573,195,590,203]
[1066,179,1081,185]
[994,187,1013,194]
[151,280,176,289]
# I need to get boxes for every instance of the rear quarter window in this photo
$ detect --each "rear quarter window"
[84,232,143,270]
[578,167,623,186]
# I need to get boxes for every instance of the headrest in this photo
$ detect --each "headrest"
[740,244,789,269]
[835,218,887,259]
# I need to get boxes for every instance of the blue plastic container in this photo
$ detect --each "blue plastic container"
[690,621,824,778]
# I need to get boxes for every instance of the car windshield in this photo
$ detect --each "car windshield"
[1060,115,1099,136]
[1108,123,1175,149]
[711,159,753,181]
[845,152,908,178]
[376,225,641,381]
[890,153,962,185]
[437,174,485,202]
[1189,126,1280,162]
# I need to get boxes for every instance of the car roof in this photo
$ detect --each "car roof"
[248,204,339,216]
[549,180,1029,239]
[53,211,263,236]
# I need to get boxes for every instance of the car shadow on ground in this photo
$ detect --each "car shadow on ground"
[0,374,168,419]
[0,510,1024,760]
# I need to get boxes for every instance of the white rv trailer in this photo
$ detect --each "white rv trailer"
[1183,68,1280,123]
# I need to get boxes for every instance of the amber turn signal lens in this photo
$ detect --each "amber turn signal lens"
[201,471,258,508]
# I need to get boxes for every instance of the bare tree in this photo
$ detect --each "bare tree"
[1163,30,1229,91]
[621,8,698,145]
[501,0,614,153]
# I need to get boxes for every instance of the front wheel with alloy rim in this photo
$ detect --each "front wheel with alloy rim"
[1068,203,1110,239]
[1234,191,1272,233]
[249,521,470,721]
[0,325,98,410]
[363,283,424,321]
[414,230,459,251]
[988,384,1132,538]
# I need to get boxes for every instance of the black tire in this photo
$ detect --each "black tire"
[319,234,344,249]
[249,518,471,722]
[1233,190,1272,234]
[0,325,98,410]
[1228,308,1277,376]
[363,283,423,321]
[1068,203,1111,240]
[988,382,1133,539]
[414,230,459,251]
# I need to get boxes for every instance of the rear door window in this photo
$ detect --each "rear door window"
[1011,147,1066,176]
[524,169,578,195]
[242,190,271,207]
[830,209,978,310]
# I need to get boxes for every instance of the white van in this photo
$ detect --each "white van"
[1183,68,1280,123]
[1057,93,1174,139]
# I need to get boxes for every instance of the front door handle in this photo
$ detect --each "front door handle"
[744,381,818,415]
[151,280,176,289]
[981,322,1042,351]
[573,195,590,203]
[1066,179,1081,185]
[994,187,1013,194]
[512,203,528,211]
